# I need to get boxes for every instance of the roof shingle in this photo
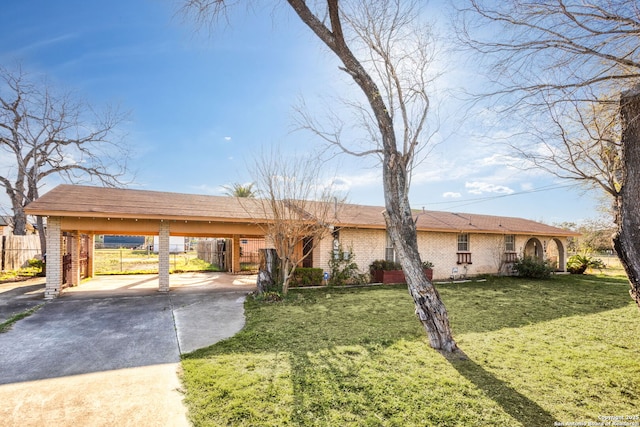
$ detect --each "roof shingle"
[25,184,578,237]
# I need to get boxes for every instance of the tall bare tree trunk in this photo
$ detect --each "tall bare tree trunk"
[283,0,458,351]
[36,216,47,258]
[613,86,640,310]
[7,181,28,236]
[11,209,27,236]
[383,155,457,352]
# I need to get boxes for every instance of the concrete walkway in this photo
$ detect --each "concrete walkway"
[0,273,257,426]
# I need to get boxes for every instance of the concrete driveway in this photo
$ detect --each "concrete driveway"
[0,273,257,426]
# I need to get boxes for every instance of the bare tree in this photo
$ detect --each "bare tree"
[456,0,640,309]
[488,235,508,275]
[245,150,341,295]
[183,0,457,351]
[0,66,131,251]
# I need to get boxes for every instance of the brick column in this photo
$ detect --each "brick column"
[158,222,170,292]
[69,232,81,287]
[45,217,63,299]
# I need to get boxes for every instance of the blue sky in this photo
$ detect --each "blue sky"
[0,0,603,225]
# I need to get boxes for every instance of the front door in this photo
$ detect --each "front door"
[302,237,313,268]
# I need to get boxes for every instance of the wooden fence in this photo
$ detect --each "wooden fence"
[197,239,229,271]
[1,234,42,271]
[196,238,267,272]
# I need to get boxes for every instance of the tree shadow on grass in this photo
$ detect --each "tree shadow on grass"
[182,281,630,425]
[444,349,558,427]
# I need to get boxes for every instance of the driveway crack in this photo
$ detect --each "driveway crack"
[167,293,183,355]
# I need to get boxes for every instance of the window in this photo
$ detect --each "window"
[505,235,515,252]
[457,233,469,252]
[385,232,397,262]
[457,234,471,264]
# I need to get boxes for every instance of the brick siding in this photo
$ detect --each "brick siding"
[313,228,569,280]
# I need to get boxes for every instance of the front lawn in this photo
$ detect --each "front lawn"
[181,274,640,426]
[93,249,219,274]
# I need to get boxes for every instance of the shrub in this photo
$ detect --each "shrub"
[328,244,367,286]
[567,254,606,274]
[28,258,44,270]
[291,268,324,287]
[368,260,433,272]
[512,256,554,279]
[369,259,402,274]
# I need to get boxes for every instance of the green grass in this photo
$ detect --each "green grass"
[181,274,640,426]
[0,266,44,282]
[0,304,44,333]
[94,249,220,274]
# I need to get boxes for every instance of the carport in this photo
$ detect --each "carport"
[25,184,267,299]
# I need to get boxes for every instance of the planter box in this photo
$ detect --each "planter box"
[371,268,433,284]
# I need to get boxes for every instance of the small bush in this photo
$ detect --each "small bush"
[567,254,605,274]
[328,244,367,286]
[28,258,44,270]
[369,259,402,273]
[291,268,324,287]
[368,260,434,271]
[422,260,434,269]
[512,256,554,279]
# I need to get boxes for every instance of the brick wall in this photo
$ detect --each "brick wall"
[338,228,386,274]
[313,228,570,280]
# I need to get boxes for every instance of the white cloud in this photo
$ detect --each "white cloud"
[442,191,462,198]
[224,136,232,141]
[411,157,475,184]
[465,181,514,195]
[333,171,380,189]
[474,153,519,168]
[328,177,351,193]
[520,182,534,191]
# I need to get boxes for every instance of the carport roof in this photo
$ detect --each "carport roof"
[25,184,578,237]
[25,184,267,223]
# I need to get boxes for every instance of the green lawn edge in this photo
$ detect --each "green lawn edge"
[0,303,45,333]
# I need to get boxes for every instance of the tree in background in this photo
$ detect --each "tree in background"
[557,220,616,254]
[184,0,457,352]
[0,66,131,252]
[456,0,640,309]
[223,182,256,198]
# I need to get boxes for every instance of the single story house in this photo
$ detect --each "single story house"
[313,203,575,280]
[25,184,578,298]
